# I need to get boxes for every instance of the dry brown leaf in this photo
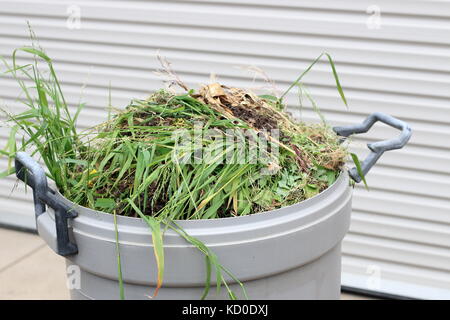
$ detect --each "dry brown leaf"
[206,83,226,97]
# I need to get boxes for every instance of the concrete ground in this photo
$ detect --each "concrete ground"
[0,227,368,300]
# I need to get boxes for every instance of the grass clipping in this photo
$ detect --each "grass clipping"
[72,83,347,219]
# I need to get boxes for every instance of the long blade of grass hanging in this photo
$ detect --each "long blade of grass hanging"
[168,221,246,299]
[127,199,165,298]
[324,53,348,107]
[168,222,217,297]
[201,256,212,300]
[350,153,369,190]
[113,210,125,300]
[146,217,165,298]
[217,263,249,300]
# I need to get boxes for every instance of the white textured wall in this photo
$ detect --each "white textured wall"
[0,0,449,299]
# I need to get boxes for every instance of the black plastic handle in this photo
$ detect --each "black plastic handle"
[333,112,412,183]
[15,152,78,256]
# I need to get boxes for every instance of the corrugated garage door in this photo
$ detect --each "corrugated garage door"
[0,0,449,299]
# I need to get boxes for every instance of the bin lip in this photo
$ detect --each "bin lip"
[54,170,349,228]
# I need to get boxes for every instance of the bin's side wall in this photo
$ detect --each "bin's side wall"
[67,243,342,300]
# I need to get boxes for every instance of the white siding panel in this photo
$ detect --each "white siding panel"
[0,0,449,299]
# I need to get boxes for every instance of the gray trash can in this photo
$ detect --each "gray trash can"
[15,112,411,300]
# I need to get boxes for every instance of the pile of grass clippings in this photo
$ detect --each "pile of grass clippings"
[1,45,349,300]
[70,83,347,220]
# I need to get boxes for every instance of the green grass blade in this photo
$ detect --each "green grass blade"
[350,153,369,190]
[200,256,212,300]
[113,210,125,300]
[280,52,347,109]
[324,53,348,107]
[127,199,165,298]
